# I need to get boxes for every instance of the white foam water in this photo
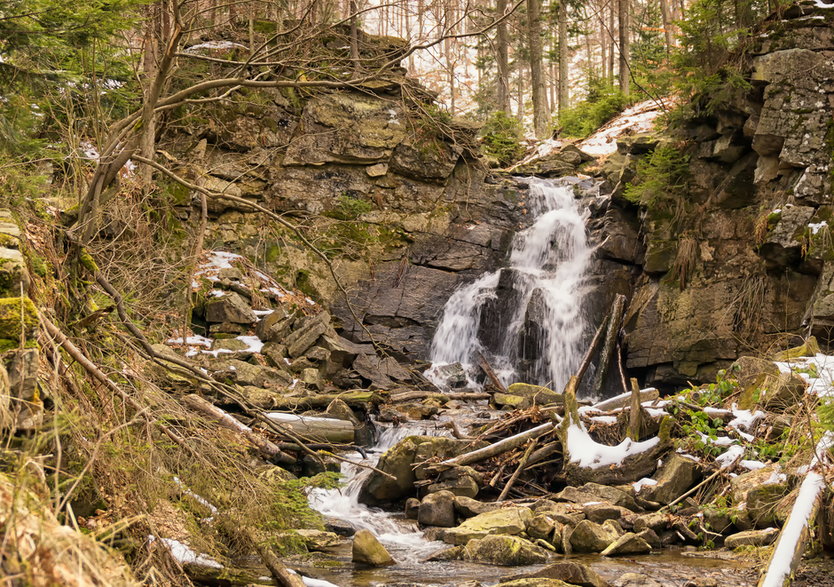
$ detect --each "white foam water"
[426,177,592,391]
[307,424,449,563]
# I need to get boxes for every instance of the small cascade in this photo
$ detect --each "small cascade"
[426,177,593,391]
[307,424,450,563]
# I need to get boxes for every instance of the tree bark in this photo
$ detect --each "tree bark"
[618,0,630,95]
[527,0,550,137]
[557,0,569,113]
[496,0,512,113]
[660,0,674,54]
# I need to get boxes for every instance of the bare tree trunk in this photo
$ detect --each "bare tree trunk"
[618,0,630,95]
[139,2,161,189]
[660,0,674,54]
[349,0,360,73]
[608,0,615,83]
[496,0,512,113]
[527,0,550,137]
[558,0,569,113]
[599,5,608,79]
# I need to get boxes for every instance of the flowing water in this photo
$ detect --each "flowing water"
[307,423,450,563]
[425,177,593,391]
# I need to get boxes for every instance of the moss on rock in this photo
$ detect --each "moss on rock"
[0,297,38,340]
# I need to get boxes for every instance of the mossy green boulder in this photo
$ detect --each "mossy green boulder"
[462,534,549,566]
[0,297,38,340]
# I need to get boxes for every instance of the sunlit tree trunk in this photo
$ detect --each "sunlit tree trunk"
[660,0,674,54]
[527,0,549,137]
[558,0,568,113]
[496,0,512,112]
[618,0,630,95]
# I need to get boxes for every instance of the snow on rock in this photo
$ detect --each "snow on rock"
[632,477,658,493]
[578,99,667,157]
[566,423,660,469]
[236,335,264,354]
[728,404,765,433]
[167,335,213,347]
[774,353,834,397]
[149,536,222,569]
[715,444,745,468]
[185,41,249,52]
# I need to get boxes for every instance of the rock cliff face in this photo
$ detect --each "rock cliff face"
[592,1,834,387]
[164,39,525,363]
[167,4,834,390]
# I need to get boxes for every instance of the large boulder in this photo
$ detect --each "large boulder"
[352,529,394,566]
[418,490,456,528]
[554,483,639,511]
[730,356,807,410]
[568,520,622,553]
[600,532,652,556]
[358,436,477,505]
[501,561,611,587]
[204,292,257,324]
[462,534,550,566]
[640,454,702,505]
[724,528,779,548]
[442,507,533,545]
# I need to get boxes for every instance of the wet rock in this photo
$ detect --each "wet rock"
[582,502,632,524]
[496,580,573,587]
[427,466,481,498]
[724,528,779,548]
[425,362,468,388]
[568,519,622,553]
[418,490,456,527]
[526,514,563,542]
[501,561,610,587]
[404,498,420,520]
[424,545,464,561]
[462,534,550,566]
[443,506,533,545]
[359,436,477,505]
[352,529,395,566]
[614,574,663,587]
[324,518,355,536]
[204,292,257,324]
[454,496,501,518]
[636,528,661,549]
[640,454,702,505]
[600,532,652,556]
[290,529,341,550]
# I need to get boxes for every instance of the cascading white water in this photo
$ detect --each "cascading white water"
[307,424,449,562]
[426,177,592,391]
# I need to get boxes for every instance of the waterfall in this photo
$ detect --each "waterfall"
[426,177,592,392]
[307,424,449,563]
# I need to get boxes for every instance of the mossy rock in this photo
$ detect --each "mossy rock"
[0,297,38,340]
[462,534,549,566]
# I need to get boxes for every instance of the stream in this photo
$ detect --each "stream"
[299,177,761,586]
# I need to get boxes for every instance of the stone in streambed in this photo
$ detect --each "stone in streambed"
[501,561,611,587]
[418,490,456,527]
[583,502,632,524]
[568,519,622,553]
[352,529,394,566]
[497,580,573,587]
[462,534,550,566]
[600,532,652,556]
[427,465,481,498]
[454,495,500,518]
[442,506,533,545]
[724,528,779,548]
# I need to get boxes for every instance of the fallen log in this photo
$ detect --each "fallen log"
[590,387,659,412]
[498,440,537,501]
[478,351,507,393]
[270,391,384,410]
[265,412,355,444]
[758,432,834,587]
[182,394,294,464]
[389,390,490,403]
[628,378,642,441]
[436,421,558,468]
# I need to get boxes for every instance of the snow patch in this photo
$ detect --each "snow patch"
[566,423,660,469]
[149,536,222,569]
[632,477,658,493]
